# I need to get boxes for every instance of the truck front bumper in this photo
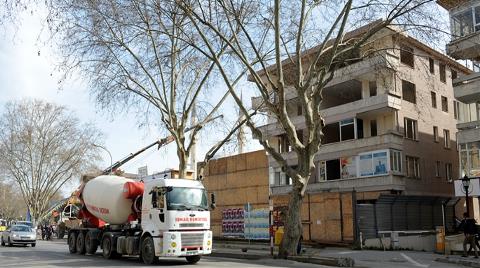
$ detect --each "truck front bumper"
[154,231,212,257]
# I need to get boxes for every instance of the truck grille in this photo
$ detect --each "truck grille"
[179,223,204,228]
[181,233,204,248]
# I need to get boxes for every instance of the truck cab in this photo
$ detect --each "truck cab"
[142,178,212,260]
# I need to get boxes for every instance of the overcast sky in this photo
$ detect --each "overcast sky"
[0,10,260,194]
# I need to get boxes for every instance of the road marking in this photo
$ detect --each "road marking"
[400,253,429,268]
[337,251,357,255]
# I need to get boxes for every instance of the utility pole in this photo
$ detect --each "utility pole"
[190,103,197,178]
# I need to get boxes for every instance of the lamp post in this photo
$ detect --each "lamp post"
[462,175,471,217]
[92,144,113,174]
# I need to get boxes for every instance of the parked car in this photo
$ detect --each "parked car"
[1,225,36,247]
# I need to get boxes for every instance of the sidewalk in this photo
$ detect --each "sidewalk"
[436,255,480,268]
[211,240,355,267]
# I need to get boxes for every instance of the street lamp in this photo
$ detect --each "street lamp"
[462,175,471,217]
[92,143,113,174]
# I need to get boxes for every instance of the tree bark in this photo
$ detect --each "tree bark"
[279,182,304,257]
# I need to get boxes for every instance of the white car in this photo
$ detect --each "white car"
[1,225,36,247]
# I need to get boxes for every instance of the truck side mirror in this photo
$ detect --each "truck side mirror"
[210,193,216,210]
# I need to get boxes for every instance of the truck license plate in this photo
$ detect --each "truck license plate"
[186,250,198,255]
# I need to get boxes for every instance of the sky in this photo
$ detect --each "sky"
[0,9,261,195]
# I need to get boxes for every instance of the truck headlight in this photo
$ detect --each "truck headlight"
[170,234,176,240]
[207,240,211,246]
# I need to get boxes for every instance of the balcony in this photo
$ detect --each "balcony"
[447,32,480,61]
[453,72,480,103]
[257,94,401,137]
[271,175,405,195]
[457,120,480,144]
[269,133,404,166]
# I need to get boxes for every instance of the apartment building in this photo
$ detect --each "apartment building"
[437,0,480,180]
[252,24,471,240]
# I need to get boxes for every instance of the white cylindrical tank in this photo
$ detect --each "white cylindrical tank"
[82,175,134,224]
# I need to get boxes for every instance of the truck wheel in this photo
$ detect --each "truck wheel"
[85,231,98,255]
[141,236,158,265]
[102,236,120,259]
[68,232,77,253]
[76,232,86,254]
[186,255,201,264]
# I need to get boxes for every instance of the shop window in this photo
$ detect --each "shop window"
[404,118,418,140]
[406,156,420,178]
[400,46,414,67]
[402,80,416,104]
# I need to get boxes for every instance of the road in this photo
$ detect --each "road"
[0,240,326,268]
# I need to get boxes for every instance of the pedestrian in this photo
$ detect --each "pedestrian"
[460,212,479,258]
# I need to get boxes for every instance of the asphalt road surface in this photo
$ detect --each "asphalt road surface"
[0,240,326,268]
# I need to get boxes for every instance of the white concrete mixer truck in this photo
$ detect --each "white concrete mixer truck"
[66,129,218,265]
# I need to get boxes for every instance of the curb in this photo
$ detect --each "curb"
[436,257,480,268]
[210,252,265,260]
[287,255,355,267]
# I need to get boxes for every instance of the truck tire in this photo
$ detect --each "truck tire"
[186,255,201,264]
[141,236,158,265]
[68,232,77,254]
[102,235,120,259]
[76,232,86,254]
[85,231,98,255]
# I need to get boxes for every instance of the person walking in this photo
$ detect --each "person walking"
[460,212,479,258]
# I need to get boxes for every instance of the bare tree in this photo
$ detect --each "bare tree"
[0,180,27,221]
[0,99,101,223]
[46,0,252,178]
[177,0,442,256]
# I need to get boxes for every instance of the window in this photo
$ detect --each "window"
[278,134,291,153]
[441,96,448,112]
[317,161,326,182]
[454,100,459,119]
[431,91,437,108]
[297,104,302,116]
[274,171,281,185]
[390,150,402,172]
[460,142,480,177]
[326,159,341,181]
[445,163,453,182]
[400,46,414,67]
[404,118,418,140]
[452,8,474,38]
[340,119,355,141]
[440,63,446,83]
[406,156,420,178]
[436,161,441,177]
[370,120,377,137]
[402,80,416,104]
[433,126,439,142]
[429,58,435,74]
[369,81,377,97]
[452,70,458,80]
[444,129,451,149]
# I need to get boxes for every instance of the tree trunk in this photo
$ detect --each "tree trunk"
[278,184,303,257]
[178,148,188,179]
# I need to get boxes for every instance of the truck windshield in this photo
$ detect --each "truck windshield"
[166,187,208,211]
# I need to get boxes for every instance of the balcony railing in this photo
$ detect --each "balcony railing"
[453,72,480,103]
[446,32,480,60]
[257,94,401,137]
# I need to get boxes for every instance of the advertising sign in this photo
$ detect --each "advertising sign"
[455,178,480,197]
[341,156,357,179]
[358,150,389,177]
